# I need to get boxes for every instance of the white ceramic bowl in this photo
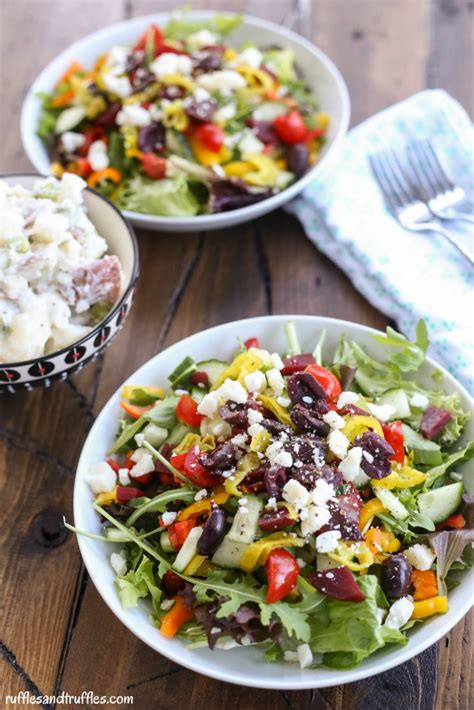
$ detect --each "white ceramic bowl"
[21,12,350,232]
[0,174,139,393]
[73,315,473,689]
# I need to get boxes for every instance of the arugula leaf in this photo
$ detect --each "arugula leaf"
[309,576,407,669]
[188,571,311,642]
[126,489,195,527]
[424,442,474,488]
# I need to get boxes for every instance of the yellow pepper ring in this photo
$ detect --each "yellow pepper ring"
[328,541,374,571]
[371,464,427,489]
[235,65,274,95]
[239,532,306,572]
[341,415,384,442]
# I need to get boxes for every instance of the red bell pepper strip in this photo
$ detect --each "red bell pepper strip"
[435,513,466,531]
[305,364,342,402]
[176,395,203,428]
[168,519,196,550]
[265,548,299,603]
[382,420,405,464]
[106,458,121,473]
[133,24,164,54]
[244,337,260,350]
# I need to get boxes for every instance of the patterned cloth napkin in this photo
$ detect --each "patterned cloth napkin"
[286,90,473,394]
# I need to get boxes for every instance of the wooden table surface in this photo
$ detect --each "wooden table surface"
[1,1,472,708]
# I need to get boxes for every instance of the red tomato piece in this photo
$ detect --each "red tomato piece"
[176,394,203,428]
[308,566,365,602]
[194,123,225,152]
[106,458,121,472]
[183,447,220,487]
[170,452,187,470]
[78,127,105,157]
[382,420,405,464]
[305,364,342,402]
[281,353,316,375]
[140,153,167,179]
[244,337,260,350]
[273,110,308,144]
[168,519,196,549]
[115,486,143,504]
[265,548,299,603]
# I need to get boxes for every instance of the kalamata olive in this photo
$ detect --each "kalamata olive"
[192,51,222,71]
[190,370,209,387]
[219,400,263,426]
[380,554,413,599]
[286,143,309,177]
[264,466,287,498]
[290,404,330,435]
[199,441,236,470]
[158,84,186,100]
[126,50,146,74]
[283,434,327,463]
[131,67,156,92]
[197,505,227,555]
[243,467,266,494]
[138,123,165,153]
[154,443,173,474]
[261,418,292,436]
[185,97,217,122]
[246,118,277,144]
[95,101,121,127]
[354,431,394,479]
[287,372,327,405]
[259,508,294,532]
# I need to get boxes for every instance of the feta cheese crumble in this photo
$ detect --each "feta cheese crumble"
[110,550,127,576]
[337,391,360,409]
[85,461,116,494]
[316,530,341,553]
[322,410,345,430]
[384,596,414,629]
[338,446,363,482]
[161,511,177,526]
[266,368,285,396]
[328,429,350,459]
[410,393,429,409]
[367,402,396,422]
[244,370,266,393]
[404,544,436,570]
[297,643,313,669]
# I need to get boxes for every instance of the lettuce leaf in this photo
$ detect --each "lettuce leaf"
[119,176,200,216]
[165,13,242,39]
[108,395,179,454]
[115,555,162,613]
[309,576,407,669]
[262,48,296,83]
[424,442,474,488]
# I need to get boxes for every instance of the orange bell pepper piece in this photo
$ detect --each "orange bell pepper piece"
[52,89,76,107]
[160,596,194,637]
[120,401,153,420]
[56,60,85,87]
[412,569,438,601]
[87,167,122,188]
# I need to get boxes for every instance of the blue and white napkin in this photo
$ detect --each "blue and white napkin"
[286,90,473,393]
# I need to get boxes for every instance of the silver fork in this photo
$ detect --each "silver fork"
[369,149,473,263]
[407,140,474,224]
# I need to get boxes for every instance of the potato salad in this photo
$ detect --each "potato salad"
[0,174,123,363]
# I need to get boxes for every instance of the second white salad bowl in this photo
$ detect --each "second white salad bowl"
[21,12,350,232]
[73,315,473,689]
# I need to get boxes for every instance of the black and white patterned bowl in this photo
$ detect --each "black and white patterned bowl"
[0,174,139,393]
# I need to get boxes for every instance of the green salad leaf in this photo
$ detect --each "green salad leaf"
[119,175,201,217]
[424,442,474,488]
[262,48,296,83]
[371,321,429,372]
[309,576,407,669]
[116,555,162,613]
[108,395,179,454]
[165,12,242,39]
[189,571,312,642]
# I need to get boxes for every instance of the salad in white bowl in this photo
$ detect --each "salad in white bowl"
[71,316,473,688]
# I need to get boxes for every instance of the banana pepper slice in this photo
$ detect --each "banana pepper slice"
[239,532,306,572]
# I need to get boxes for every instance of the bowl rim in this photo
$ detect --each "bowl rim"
[73,314,473,689]
[0,172,140,369]
[20,10,351,227]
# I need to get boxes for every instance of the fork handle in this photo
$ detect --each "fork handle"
[438,210,474,225]
[429,223,473,263]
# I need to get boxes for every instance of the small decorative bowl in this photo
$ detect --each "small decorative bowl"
[0,174,139,393]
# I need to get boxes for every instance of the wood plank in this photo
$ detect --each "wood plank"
[435,613,473,709]
[311,0,429,127]
[427,0,474,116]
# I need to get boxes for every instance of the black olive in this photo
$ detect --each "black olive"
[380,554,413,599]
[286,143,309,178]
[197,505,226,555]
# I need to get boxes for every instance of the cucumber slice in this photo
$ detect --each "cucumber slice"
[196,359,229,386]
[211,496,262,569]
[227,496,262,544]
[173,527,203,572]
[211,537,249,569]
[54,106,86,134]
[374,488,409,520]
[376,389,411,420]
[252,101,288,122]
[165,421,191,446]
[160,531,173,553]
[417,481,463,523]
[402,424,442,466]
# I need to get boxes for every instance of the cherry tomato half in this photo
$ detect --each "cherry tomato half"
[273,110,308,144]
[140,153,167,179]
[183,446,220,487]
[305,364,342,402]
[176,394,203,428]
[194,123,225,152]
